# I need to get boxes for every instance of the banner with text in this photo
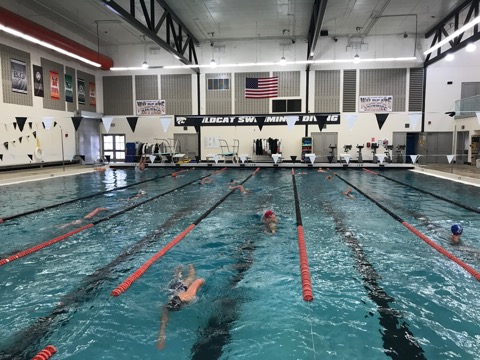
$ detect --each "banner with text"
[174,113,340,127]
[359,95,392,112]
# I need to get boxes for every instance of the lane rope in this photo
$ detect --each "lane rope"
[333,171,480,281]
[0,173,213,267]
[32,345,57,360]
[0,172,172,223]
[291,168,314,302]
[111,168,260,296]
[363,168,480,214]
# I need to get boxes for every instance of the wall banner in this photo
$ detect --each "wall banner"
[174,113,340,127]
[78,78,85,104]
[65,74,73,103]
[50,70,60,100]
[89,82,96,106]
[359,95,392,112]
[11,59,27,94]
[136,100,166,116]
[33,65,44,97]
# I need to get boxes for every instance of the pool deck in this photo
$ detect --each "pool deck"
[1,162,480,187]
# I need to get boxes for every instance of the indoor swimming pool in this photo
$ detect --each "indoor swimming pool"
[0,167,479,359]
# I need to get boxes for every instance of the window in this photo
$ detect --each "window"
[102,134,125,162]
[272,99,302,113]
[207,78,230,90]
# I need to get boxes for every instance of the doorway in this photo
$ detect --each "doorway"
[173,133,199,160]
[76,118,101,164]
[102,134,126,162]
[312,132,338,162]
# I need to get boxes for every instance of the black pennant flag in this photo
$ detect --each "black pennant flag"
[127,117,139,132]
[194,125,200,133]
[3,142,8,150]
[54,121,57,127]
[19,137,22,143]
[256,117,265,131]
[13,123,17,130]
[28,154,33,161]
[79,155,86,161]
[375,113,389,130]
[15,117,27,132]
[316,116,327,132]
[71,117,83,131]
[28,122,33,129]
[0,154,3,161]
[33,131,37,139]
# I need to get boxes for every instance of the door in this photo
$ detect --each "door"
[312,132,338,162]
[426,132,453,164]
[76,118,101,164]
[392,132,406,163]
[456,131,468,164]
[174,133,199,160]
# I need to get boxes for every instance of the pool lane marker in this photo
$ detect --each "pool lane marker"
[0,173,214,267]
[334,171,480,281]
[0,172,170,223]
[363,168,480,214]
[322,201,427,359]
[32,345,57,360]
[111,168,260,297]
[291,169,314,302]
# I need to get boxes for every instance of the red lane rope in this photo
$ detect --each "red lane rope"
[111,168,260,297]
[32,345,57,360]
[111,224,196,296]
[0,224,93,267]
[362,168,378,175]
[297,225,313,301]
[402,222,480,281]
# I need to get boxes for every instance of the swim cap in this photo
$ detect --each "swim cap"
[451,224,463,235]
[139,190,146,195]
[264,210,274,218]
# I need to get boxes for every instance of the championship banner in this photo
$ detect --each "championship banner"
[33,65,44,97]
[78,78,85,105]
[89,82,96,106]
[65,74,73,103]
[50,70,60,100]
[11,59,27,94]
[174,113,340,127]
[136,100,166,116]
[359,95,392,112]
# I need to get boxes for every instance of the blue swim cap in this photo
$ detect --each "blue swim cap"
[451,224,463,235]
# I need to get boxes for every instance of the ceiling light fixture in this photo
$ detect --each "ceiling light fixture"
[466,43,477,52]
[279,56,287,65]
[353,54,360,64]
[424,15,480,55]
[445,53,454,61]
[142,60,149,68]
[210,58,217,67]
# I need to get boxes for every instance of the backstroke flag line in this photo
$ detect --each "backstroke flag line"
[245,76,278,99]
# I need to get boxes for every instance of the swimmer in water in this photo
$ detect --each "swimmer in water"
[342,187,354,199]
[450,224,463,245]
[262,210,278,234]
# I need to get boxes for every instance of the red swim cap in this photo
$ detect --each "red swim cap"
[264,210,274,218]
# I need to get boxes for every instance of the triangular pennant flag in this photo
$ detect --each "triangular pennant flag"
[15,117,27,132]
[102,117,113,133]
[408,113,422,130]
[315,116,327,131]
[3,142,8,150]
[126,117,138,132]
[194,125,200,133]
[13,123,17,130]
[33,131,37,139]
[285,116,298,130]
[256,117,265,131]
[447,155,455,164]
[345,114,358,131]
[53,121,57,127]
[28,122,33,129]
[375,113,389,130]
[42,117,55,130]
[409,154,419,164]
[79,155,85,161]
[18,137,22,143]
[476,112,480,127]
[71,117,83,131]
[343,155,351,164]
[160,116,171,132]
[27,154,33,161]
[149,155,156,163]
[0,154,3,161]
[376,154,386,164]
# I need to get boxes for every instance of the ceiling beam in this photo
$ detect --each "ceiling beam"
[306,0,328,69]
[99,0,200,72]
[424,0,479,67]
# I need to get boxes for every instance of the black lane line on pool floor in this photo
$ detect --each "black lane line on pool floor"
[190,239,256,360]
[0,203,206,360]
[0,172,168,223]
[322,201,427,360]
[367,169,480,214]
[0,174,212,267]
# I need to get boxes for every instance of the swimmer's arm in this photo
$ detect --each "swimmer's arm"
[157,306,169,350]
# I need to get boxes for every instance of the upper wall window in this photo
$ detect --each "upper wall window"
[207,78,230,90]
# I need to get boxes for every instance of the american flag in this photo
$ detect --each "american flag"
[245,76,279,99]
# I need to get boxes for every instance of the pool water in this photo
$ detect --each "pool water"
[0,168,479,359]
